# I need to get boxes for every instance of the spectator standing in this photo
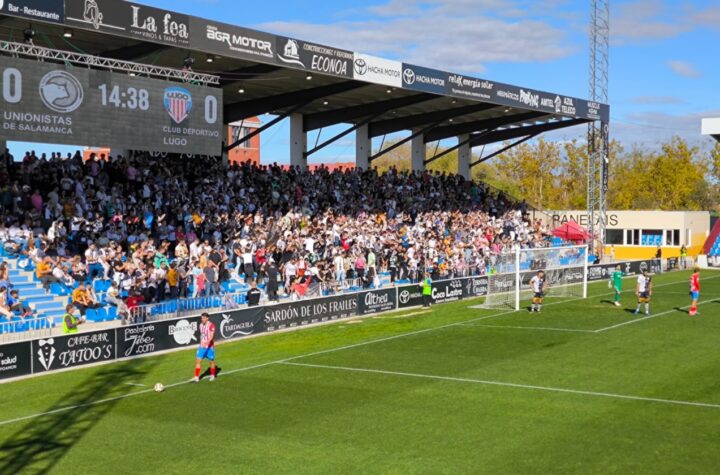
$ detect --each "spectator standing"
[246,280,261,307]
[63,304,84,334]
[420,272,432,308]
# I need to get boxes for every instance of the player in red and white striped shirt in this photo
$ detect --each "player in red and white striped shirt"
[192,313,217,382]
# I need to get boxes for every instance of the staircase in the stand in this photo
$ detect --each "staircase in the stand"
[6,262,67,325]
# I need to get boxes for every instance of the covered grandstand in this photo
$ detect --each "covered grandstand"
[0,0,608,178]
[0,0,609,339]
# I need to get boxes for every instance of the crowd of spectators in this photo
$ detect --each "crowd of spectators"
[0,148,551,320]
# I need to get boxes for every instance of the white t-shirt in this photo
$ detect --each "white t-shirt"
[530,275,545,293]
[637,275,650,293]
[304,238,315,253]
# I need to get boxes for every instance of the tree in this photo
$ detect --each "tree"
[369,135,719,212]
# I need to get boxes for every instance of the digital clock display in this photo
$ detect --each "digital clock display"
[0,55,223,155]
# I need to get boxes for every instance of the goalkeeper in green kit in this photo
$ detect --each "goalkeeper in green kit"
[609,264,623,307]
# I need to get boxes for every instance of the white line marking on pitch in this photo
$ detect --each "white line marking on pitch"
[594,298,720,333]
[0,274,708,428]
[461,323,596,333]
[0,360,278,428]
[281,361,720,410]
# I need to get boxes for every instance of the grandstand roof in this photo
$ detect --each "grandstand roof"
[0,1,609,149]
[702,119,720,143]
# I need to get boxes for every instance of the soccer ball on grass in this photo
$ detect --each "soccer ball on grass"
[154,383,165,393]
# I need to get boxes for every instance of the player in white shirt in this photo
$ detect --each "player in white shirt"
[634,270,653,316]
[529,270,547,313]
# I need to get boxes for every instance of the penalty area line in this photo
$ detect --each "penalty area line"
[281,361,720,410]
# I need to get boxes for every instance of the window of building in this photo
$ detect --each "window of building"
[641,229,663,246]
[665,229,680,246]
[231,126,253,149]
[606,229,624,245]
[627,229,641,245]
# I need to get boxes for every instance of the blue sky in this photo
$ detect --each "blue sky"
[9,0,719,162]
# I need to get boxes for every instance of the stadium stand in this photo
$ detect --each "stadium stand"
[0,149,552,332]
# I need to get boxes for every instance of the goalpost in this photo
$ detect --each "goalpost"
[481,245,589,311]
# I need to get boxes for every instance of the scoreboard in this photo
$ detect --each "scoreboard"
[0,56,223,155]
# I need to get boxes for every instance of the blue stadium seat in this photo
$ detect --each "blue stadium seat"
[107,306,118,321]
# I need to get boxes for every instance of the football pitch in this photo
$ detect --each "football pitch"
[1,270,719,474]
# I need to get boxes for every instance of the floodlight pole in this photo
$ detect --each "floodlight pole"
[587,0,610,259]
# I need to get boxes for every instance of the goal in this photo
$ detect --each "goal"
[481,245,589,310]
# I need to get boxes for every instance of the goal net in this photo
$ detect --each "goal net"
[481,245,588,310]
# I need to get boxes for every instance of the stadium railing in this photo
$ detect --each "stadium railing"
[0,317,55,344]
[128,292,247,324]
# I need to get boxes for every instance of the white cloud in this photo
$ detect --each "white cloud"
[629,96,685,105]
[259,1,574,75]
[666,60,701,78]
[612,0,684,44]
[541,109,720,149]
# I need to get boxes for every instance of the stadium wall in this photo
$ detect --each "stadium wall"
[0,259,660,382]
[546,211,709,259]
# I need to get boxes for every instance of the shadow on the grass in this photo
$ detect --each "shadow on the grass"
[199,366,223,381]
[0,358,159,473]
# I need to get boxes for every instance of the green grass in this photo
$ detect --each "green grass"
[1,270,720,474]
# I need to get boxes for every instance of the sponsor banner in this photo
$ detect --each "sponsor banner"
[353,53,402,88]
[0,341,32,380]
[446,74,609,122]
[431,278,465,304]
[494,84,610,121]
[117,322,161,358]
[0,56,223,155]
[397,283,424,309]
[463,276,489,298]
[586,260,662,283]
[402,64,448,95]
[519,268,585,290]
[0,0,63,23]
[357,288,397,315]
[263,294,358,332]
[164,317,200,348]
[190,17,276,63]
[625,259,661,276]
[276,36,353,79]
[666,257,679,271]
[33,330,114,373]
[65,0,189,47]
[210,308,265,341]
[586,263,617,282]
[447,74,495,101]
[120,316,201,357]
